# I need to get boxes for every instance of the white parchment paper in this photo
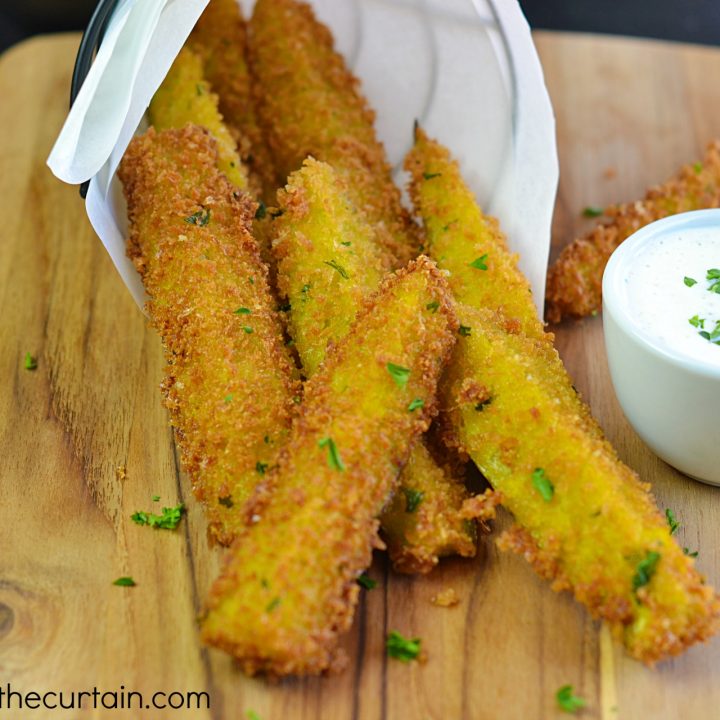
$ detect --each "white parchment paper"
[47,0,558,315]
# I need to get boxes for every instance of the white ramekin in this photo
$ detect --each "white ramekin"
[602,209,720,486]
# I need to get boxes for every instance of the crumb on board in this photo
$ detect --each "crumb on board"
[431,588,460,608]
[115,465,127,482]
[603,166,617,180]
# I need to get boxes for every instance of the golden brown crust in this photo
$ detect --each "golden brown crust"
[248,0,421,265]
[546,140,720,322]
[118,125,299,545]
[201,257,458,676]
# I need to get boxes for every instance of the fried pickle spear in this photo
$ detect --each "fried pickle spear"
[202,257,458,675]
[546,141,720,322]
[248,0,420,266]
[407,131,720,663]
[148,46,249,191]
[188,0,277,199]
[273,158,475,573]
[118,125,298,545]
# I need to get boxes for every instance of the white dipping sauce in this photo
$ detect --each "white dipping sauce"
[623,227,720,365]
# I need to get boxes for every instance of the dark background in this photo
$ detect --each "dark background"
[1,0,719,54]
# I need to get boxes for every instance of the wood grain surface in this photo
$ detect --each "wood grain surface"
[2,31,720,720]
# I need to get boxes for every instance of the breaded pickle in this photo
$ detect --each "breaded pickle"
[407,131,720,663]
[546,141,720,323]
[189,0,277,199]
[118,125,298,545]
[406,127,545,340]
[273,159,475,572]
[248,0,420,266]
[202,257,458,675]
[148,46,249,190]
[442,305,720,663]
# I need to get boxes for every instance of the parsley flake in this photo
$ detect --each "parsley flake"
[469,254,489,270]
[113,577,136,587]
[556,685,586,713]
[357,573,377,590]
[24,352,38,371]
[475,398,492,412]
[694,162,703,174]
[582,206,604,218]
[255,201,267,220]
[684,547,699,558]
[234,307,251,315]
[665,508,680,535]
[219,495,234,508]
[532,468,554,501]
[407,398,424,412]
[324,259,349,279]
[266,597,281,613]
[387,362,411,388]
[423,171,442,180]
[247,712,262,720]
[386,631,422,662]
[458,325,472,337]
[340,241,352,246]
[707,268,720,293]
[684,276,698,287]
[632,551,661,591]
[184,208,211,226]
[256,461,269,475]
[224,394,233,403]
[131,503,185,530]
[426,300,440,313]
[318,437,345,471]
[152,495,160,502]
[403,488,424,513]
[689,315,705,329]
[243,326,254,334]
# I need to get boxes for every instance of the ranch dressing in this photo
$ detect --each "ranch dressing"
[623,227,720,365]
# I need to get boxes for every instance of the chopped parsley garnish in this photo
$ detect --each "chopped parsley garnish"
[387,362,411,388]
[426,300,440,313]
[357,573,377,590]
[684,547,699,558]
[423,171,442,180]
[277,302,291,312]
[458,325,472,336]
[698,320,720,344]
[707,268,720,293]
[224,394,233,403]
[556,685,586,713]
[184,207,211,226]
[469,254,489,270]
[131,503,185,530]
[301,283,312,300]
[407,398,424,412]
[24,352,37,371]
[689,314,705,329]
[152,495,160,502]
[266,597,281,613]
[403,488,424,513]
[324,259,349,279]
[243,326,254,334]
[665,508,680,535]
[234,307,251,315]
[684,276,698,287]
[268,208,284,219]
[256,461,269,474]
[694,162,703,174]
[255,201,267,220]
[318,437,345,471]
[340,241,352,246]
[247,711,262,720]
[582,206,604,218]
[475,398,492,412]
[532,468,554,502]
[632,551,661,591]
[219,495,234,508]
[113,577,136,587]
[386,631,422,662]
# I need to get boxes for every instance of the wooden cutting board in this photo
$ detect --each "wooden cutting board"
[2,31,720,720]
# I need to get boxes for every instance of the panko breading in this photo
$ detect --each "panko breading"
[118,125,298,546]
[546,141,720,323]
[442,305,720,664]
[148,46,249,191]
[407,130,720,663]
[202,257,458,676]
[189,0,277,200]
[273,159,475,573]
[406,127,545,341]
[248,0,420,266]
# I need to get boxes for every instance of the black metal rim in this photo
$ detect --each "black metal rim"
[70,0,121,198]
